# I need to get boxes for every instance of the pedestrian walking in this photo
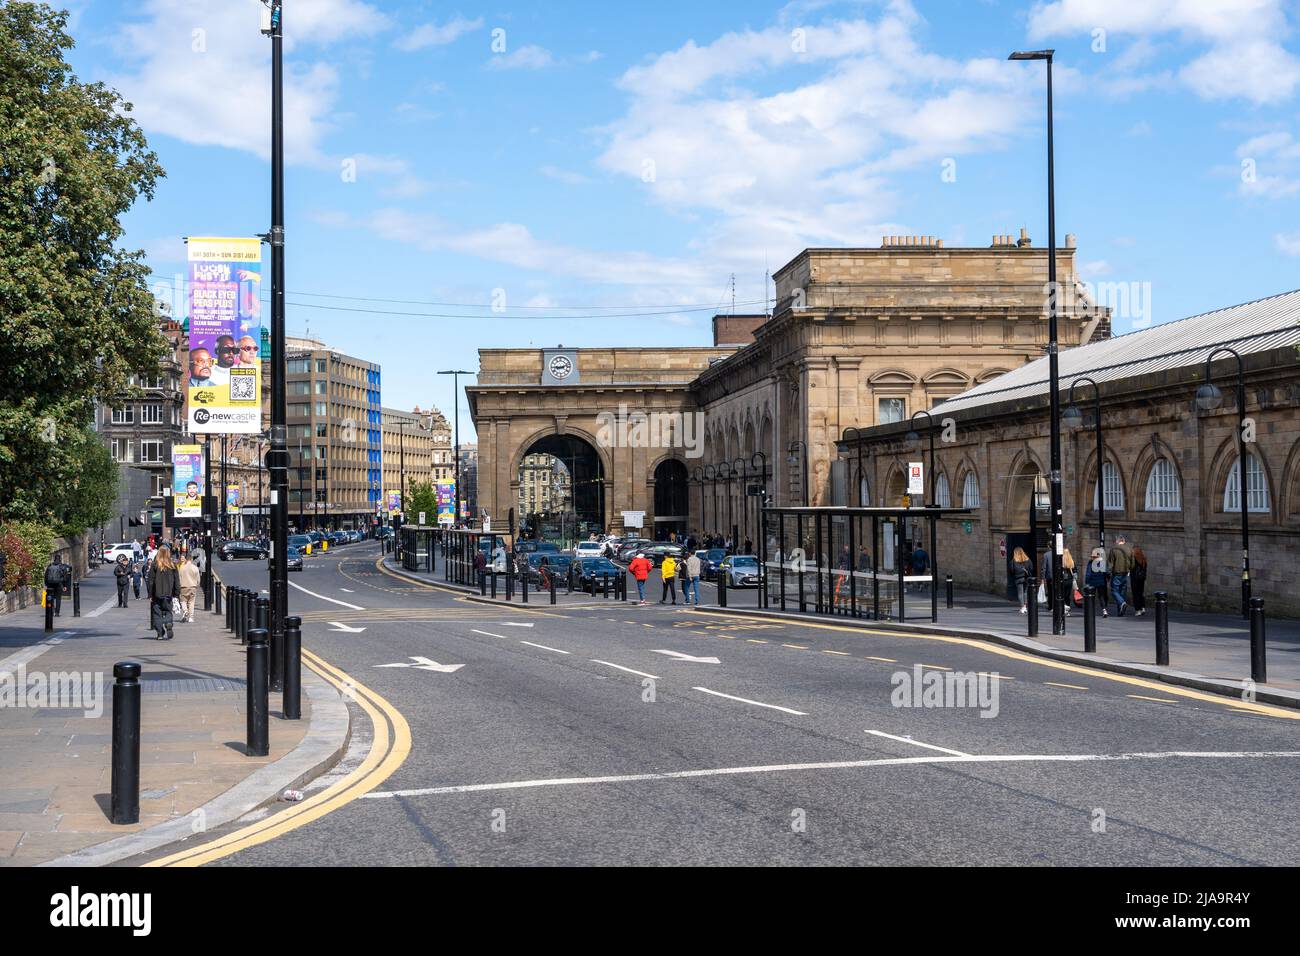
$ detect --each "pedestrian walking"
[113,555,131,607]
[130,556,143,600]
[147,546,180,640]
[473,549,487,590]
[1130,544,1148,616]
[43,559,65,616]
[684,551,702,606]
[659,554,678,604]
[629,553,652,605]
[1061,547,1078,616]
[1011,547,1033,614]
[177,553,201,622]
[1085,547,1109,618]
[1107,534,1134,616]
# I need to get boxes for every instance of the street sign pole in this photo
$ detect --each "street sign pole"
[265,1,289,648]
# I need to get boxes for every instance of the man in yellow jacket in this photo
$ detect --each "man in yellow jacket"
[659,554,678,605]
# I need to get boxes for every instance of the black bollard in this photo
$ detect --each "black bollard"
[283,615,302,720]
[719,570,728,607]
[1154,591,1169,666]
[110,661,141,825]
[505,565,513,601]
[73,581,81,617]
[214,577,222,615]
[44,589,54,633]
[480,571,487,596]
[234,589,245,642]
[1083,585,1096,653]
[1249,597,1267,684]
[945,574,953,610]
[260,596,282,694]
[1027,582,1038,637]
[602,573,609,599]
[246,627,270,756]
[550,572,556,605]
[621,571,629,602]
[490,571,497,599]
[522,566,529,603]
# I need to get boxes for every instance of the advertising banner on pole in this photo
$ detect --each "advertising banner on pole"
[386,490,402,514]
[172,445,204,518]
[436,483,455,525]
[186,237,263,434]
[226,485,241,513]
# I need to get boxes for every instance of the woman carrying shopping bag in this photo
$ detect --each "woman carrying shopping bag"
[147,546,181,640]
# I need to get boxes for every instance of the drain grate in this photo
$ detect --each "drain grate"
[109,677,247,695]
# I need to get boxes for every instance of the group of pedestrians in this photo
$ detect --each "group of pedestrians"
[1011,534,1149,619]
[626,551,703,606]
[109,538,207,639]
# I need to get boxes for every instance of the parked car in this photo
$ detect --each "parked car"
[695,548,728,580]
[720,554,760,588]
[642,544,684,567]
[328,531,349,547]
[219,540,268,561]
[573,541,605,559]
[526,553,573,586]
[285,546,304,572]
[617,539,652,562]
[518,540,561,554]
[289,533,314,556]
[374,526,393,539]
[571,556,621,593]
[104,542,141,563]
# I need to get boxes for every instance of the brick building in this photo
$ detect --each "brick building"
[838,289,1300,616]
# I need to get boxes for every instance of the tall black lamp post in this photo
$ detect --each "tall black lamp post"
[1063,376,1105,551]
[905,411,937,505]
[732,457,747,547]
[1009,46,1065,635]
[693,466,706,537]
[1196,347,1252,619]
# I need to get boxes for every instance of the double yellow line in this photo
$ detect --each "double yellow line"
[145,649,411,866]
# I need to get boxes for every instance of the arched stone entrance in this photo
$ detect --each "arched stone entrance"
[518,434,605,543]
[652,458,689,540]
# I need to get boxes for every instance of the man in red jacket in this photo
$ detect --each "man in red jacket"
[628,553,652,605]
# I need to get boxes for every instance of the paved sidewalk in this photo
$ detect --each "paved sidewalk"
[715,575,1300,699]
[0,564,322,865]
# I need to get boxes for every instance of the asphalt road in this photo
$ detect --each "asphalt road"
[197,541,1300,866]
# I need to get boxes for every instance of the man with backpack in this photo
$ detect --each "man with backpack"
[44,559,65,616]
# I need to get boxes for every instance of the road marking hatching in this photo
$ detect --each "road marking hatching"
[590,660,660,680]
[362,751,1300,800]
[520,640,570,655]
[692,687,807,716]
[288,579,365,610]
[866,729,971,757]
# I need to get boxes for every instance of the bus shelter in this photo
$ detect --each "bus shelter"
[398,525,437,573]
[440,528,505,587]
[762,505,971,623]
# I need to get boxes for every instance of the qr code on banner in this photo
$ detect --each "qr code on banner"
[229,369,256,402]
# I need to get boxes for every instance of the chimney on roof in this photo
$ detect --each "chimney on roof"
[1065,233,1077,248]
[1017,228,1031,247]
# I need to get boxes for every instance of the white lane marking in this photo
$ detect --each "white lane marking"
[651,649,720,664]
[866,729,971,757]
[85,593,119,618]
[471,629,510,639]
[327,622,367,633]
[361,751,1300,799]
[495,622,534,628]
[375,656,463,673]
[520,640,569,655]
[288,579,365,610]
[692,686,807,716]
[339,588,355,593]
[590,660,659,680]
[0,632,70,676]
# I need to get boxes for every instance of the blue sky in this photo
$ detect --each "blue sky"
[61,0,1300,438]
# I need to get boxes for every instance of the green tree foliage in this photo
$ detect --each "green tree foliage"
[405,480,438,524]
[0,519,53,589]
[0,3,166,521]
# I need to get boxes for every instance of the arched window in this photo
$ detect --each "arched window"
[962,472,980,508]
[1144,458,1181,512]
[935,473,951,508]
[1092,461,1125,511]
[1224,454,1269,513]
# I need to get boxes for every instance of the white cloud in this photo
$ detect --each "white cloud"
[597,11,1032,266]
[348,155,431,198]
[1275,231,1300,255]
[1080,259,1112,276]
[486,45,554,70]
[394,15,483,52]
[1235,129,1300,197]
[1029,0,1300,104]
[110,0,388,164]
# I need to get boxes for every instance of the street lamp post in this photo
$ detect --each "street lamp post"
[905,411,937,505]
[1063,377,1105,552]
[717,462,732,547]
[1009,47,1065,635]
[844,427,867,506]
[438,370,473,527]
[786,440,809,507]
[1196,347,1252,619]
[693,467,706,537]
[732,457,747,547]
[263,0,289,649]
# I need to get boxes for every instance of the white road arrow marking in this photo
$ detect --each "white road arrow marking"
[651,649,721,664]
[328,621,367,633]
[375,656,463,673]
